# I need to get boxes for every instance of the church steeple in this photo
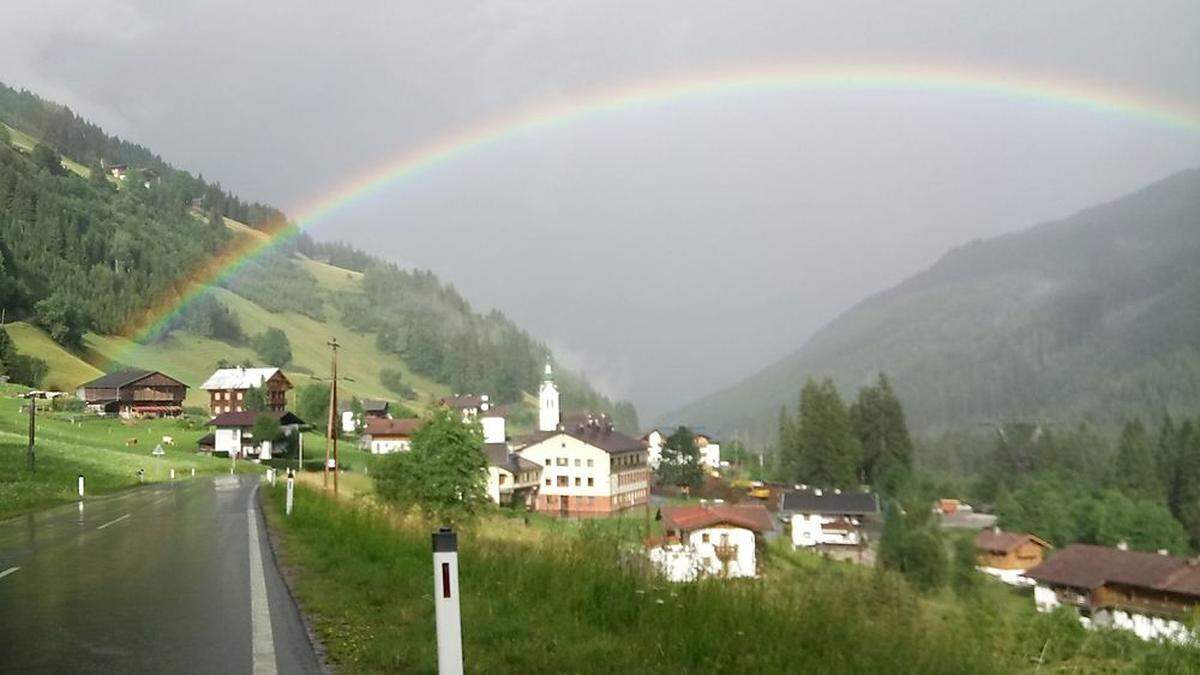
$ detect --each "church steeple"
[538,361,559,432]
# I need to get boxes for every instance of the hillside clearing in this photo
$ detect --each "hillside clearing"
[5,321,102,391]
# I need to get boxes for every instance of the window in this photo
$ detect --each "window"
[544,478,551,486]
[557,476,568,487]
[701,533,710,543]
[587,477,594,487]
[557,457,567,466]
[574,459,581,467]
[498,475,507,485]
[574,477,581,486]
[237,391,243,401]
[586,459,594,467]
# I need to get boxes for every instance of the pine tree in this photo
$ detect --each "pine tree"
[850,373,914,486]
[1112,419,1159,498]
[794,378,861,488]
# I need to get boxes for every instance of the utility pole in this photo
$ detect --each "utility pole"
[323,337,340,494]
[26,393,36,473]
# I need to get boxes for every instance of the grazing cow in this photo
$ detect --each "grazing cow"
[162,436,175,446]
[125,438,138,446]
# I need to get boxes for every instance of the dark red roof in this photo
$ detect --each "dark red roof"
[660,504,774,533]
[974,530,1051,554]
[207,410,305,427]
[1025,544,1200,597]
[364,417,423,437]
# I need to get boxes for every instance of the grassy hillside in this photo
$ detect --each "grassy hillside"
[0,384,258,519]
[82,284,449,409]
[666,169,1200,444]
[5,321,102,390]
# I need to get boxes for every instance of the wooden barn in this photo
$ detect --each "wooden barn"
[76,369,188,418]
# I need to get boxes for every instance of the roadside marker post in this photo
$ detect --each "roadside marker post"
[76,474,84,498]
[169,468,175,481]
[432,527,464,675]
[286,470,295,516]
[191,467,195,478]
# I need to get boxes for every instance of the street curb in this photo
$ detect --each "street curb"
[257,488,334,674]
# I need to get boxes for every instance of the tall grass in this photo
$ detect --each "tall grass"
[266,486,1068,673]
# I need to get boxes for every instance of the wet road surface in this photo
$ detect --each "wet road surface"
[0,475,321,674]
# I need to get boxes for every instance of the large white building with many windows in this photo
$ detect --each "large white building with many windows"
[512,364,649,516]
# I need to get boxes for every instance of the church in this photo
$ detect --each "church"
[511,364,651,517]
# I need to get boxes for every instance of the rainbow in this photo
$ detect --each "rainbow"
[119,63,1200,359]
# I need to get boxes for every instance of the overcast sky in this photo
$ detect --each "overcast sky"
[4,1,1199,416]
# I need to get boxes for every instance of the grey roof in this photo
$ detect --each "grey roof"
[362,399,389,413]
[80,369,155,389]
[780,489,879,515]
[517,426,644,455]
[484,443,541,474]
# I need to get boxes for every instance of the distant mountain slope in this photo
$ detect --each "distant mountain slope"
[664,169,1200,444]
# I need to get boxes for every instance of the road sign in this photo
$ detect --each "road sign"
[151,444,166,457]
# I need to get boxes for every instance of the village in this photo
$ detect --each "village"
[3,354,1188,648]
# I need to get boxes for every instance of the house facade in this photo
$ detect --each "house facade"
[77,369,188,418]
[484,442,542,507]
[695,433,721,470]
[362,418,423,454]
[649,504,773,581]
[1026,543,1200,643]
[207,410,304,460]
[974,529,1052,585]
[201,367,292,415]
[641,429,666,468]
[781,487,879,549]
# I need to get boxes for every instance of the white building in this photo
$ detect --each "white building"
[779,487,878,549]
[1025,543,1200,644]
[362,418,423,454]
[695,433,721,471]
[484,442,542,507]
[649,504,773,582]
[207,410,304,460]
[641,429,666,469]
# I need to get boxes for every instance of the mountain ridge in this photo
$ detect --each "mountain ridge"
[663,167,1200,445]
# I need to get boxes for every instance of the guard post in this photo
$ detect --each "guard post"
[76,474,85,497]
[432,527,464,675]
[285,469,295,516]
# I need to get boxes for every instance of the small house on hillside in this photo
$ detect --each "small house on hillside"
[207,410,305,460]
[362,417,423,454]
[104,162,128,179]
[1025,543,1200,643]
[440,394,496,420]
[649,503,774,582]
[974,528,1052,585]
[77,369,188,418]
[201,367,292,415]
[781,487,879,550]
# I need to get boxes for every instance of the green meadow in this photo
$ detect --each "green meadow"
[262,486,1200,674]
[0,384,259,520]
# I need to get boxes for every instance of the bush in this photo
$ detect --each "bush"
[379,368,415,399]
[252,328,292,367]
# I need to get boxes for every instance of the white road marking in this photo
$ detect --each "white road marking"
[0,566,20,580]
[248,499,277,674]
[96,514,131,530]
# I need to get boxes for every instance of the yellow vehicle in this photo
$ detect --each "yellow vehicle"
[748,486,771,500]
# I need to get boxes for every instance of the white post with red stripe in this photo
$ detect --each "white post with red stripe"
[286,469,295,516]
[432,527,463,675]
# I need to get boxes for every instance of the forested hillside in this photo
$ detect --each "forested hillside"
[0,82,636,430]
[666,168,1200,443]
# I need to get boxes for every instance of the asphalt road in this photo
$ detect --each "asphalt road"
[0,474,321,674]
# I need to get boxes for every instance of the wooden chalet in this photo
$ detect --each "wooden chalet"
[974,528,1051,571]
[201,367,292,415]
[76,369,188,418]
